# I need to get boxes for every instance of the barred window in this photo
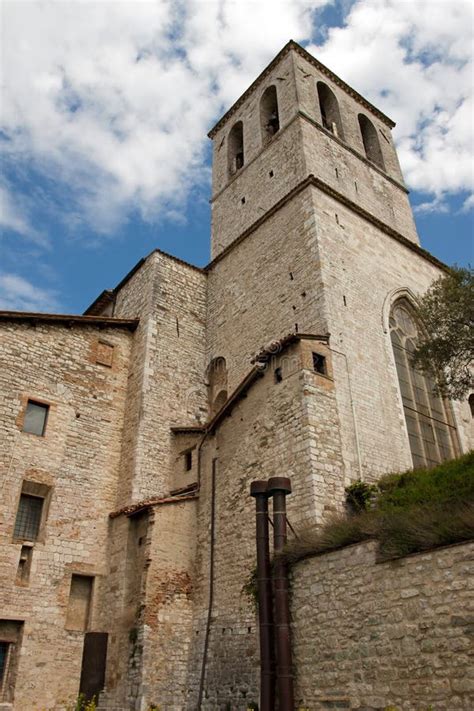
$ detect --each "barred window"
[13,494,44,541]
[390,299,457,468]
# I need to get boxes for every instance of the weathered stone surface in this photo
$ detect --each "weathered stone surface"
[291,541,474,710]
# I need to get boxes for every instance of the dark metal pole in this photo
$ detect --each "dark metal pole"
[250,480,275,711]
[268,476,294,711]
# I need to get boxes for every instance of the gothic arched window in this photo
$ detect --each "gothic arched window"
[228,121,244,176]
[317,82,344,140]
[260,85,280,144]
[390,299,457,468]
[358,113,385,170]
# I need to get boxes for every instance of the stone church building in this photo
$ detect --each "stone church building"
[1,41,472,710]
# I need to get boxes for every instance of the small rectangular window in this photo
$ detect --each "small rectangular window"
[13,495,43,541]
[23,400,49,436]
[184,450,193,472]
[312,352,327,375]
[66,575,94,631]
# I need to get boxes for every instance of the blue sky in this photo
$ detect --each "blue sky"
[1,0,472,314]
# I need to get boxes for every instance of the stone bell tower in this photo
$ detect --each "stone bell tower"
[208,40,418,260]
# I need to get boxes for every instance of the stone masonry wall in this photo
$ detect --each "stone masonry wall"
[310,184,473,481]
[0,321,133,710]
[141,500,197,711]
[186,340,347,709]
[291,540,474,710]
[113,251,208,504]
[207,186,329,394]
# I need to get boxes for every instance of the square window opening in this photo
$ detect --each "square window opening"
[312,352,327,376]
[23,400,49,436]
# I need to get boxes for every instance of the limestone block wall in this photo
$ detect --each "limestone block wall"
[112,251,208,504]
[0,321,133,710]
[186,340,346,708]
[141,500,197,711]
[291,540,474,710]
[207,186,329,393]
[211,117,307,257]
[300,117,418,242]
[310,184,472,481]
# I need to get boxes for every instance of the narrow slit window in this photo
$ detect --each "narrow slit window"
[13,495,43,541]
[16,545,33,585]
[184,450,193,472]
[0,642,10,692]
[23,400,49,436]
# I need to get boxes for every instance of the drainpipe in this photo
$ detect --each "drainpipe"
[268,477,294,711]
[250,480,275,711]
[197,457,217,708]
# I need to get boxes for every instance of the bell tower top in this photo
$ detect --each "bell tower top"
[208,41,418,259]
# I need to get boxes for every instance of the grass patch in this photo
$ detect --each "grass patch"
[282,451,474,564]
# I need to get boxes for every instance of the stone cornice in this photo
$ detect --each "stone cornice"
[0,311,139,331]
[206,174,450,274]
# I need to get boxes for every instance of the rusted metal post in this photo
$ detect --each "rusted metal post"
[268,476,294,711]
[250,480,275,711]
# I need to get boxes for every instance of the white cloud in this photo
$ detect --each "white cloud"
[1,0,472,239]
[0,273,60,312]
[461,194,474,213]
[308,0,474,209]
[0,184,39,239]
[0,0,319,232]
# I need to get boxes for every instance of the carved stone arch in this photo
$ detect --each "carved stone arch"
[381,287,420,334]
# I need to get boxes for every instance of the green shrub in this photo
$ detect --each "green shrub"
[280,452,474,563]
[345,480,378,513]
